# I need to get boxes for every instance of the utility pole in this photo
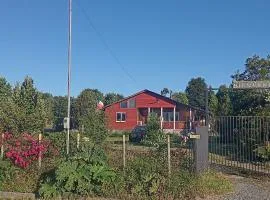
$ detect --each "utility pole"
[205,86,209,126]
[66,0,72,155]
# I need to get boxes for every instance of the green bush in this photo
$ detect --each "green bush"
[165,170,198,199]
[44,131,77,156]
[38,144,116,199]
[141,113,166,148]
[255,143,270,161]
[124,156,166,199]
[0,160,17,190]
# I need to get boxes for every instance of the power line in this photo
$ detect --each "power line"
[74,0,137,84]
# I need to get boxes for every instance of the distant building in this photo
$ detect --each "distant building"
[104,89,203,132]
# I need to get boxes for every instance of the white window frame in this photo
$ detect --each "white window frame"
[116,112,126,122]
[163,111,180,122]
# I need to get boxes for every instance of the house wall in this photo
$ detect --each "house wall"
[105,91,194,131]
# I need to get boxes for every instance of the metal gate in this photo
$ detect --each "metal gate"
[209,116,270,174]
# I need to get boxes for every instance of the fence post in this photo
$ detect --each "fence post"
[77,132,80,149]
[167,134,171,175]
[1,133,4,159]
[194,126,208,173]
[38,133,42,169]
[123,134,126,169]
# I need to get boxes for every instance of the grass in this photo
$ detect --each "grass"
[197,170,233,196]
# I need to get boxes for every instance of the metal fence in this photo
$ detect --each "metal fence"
[209,116,270,174]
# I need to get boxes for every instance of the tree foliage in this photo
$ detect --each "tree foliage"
[185,77,207,110]
[104,93,124,106]
[52,96,76,131]
[171,92,189,105]
[0,76,47,134]
[208,91,218,115]
[75,89,107,143]
[160,88,172,98]
[216,85,232,116]
[231,55,270,115]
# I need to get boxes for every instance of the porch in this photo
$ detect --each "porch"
[137,107,193,132]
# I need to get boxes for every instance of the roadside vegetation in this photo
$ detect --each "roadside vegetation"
[1,54,270,199]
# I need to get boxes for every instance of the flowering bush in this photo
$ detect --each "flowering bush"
[2,132,53,168]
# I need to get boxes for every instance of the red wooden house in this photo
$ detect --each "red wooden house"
[104,89,201,132]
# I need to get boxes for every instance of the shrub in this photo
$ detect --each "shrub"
[38,144,116,199]
[165,170,198,199]
[255,143,270,161]
[44,131,76,157]
[141,113,166,148]
[0,160,17,190]
[3,132,51,168]
[124,156,166,199]
[146,113,160,133]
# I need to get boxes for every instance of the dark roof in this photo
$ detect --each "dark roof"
[104,89,204,112]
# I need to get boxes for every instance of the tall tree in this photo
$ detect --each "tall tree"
[75,89,104,122]
[231,55,270,115]
[171,92,189,105]
[0,77,12,100]
[104,93,124,106]
[40,92,54,127]
[208,91,218,115]
[185,77,207,110]
[161,88,172,98]
[75,89,107,143]
[10,76,47,134]
[0,77,15,133]
[216,85,232,116]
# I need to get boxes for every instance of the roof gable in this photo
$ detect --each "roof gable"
[104,89,192,109]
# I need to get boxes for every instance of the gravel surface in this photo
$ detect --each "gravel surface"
[200,175,270,200]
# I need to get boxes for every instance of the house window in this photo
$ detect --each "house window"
[128,98,136,108]
[120,99,136,108]
[116,112,126,122]
[163,111,179,121]
[120,101,128,108]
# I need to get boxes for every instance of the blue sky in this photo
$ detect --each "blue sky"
[0,0,269,97]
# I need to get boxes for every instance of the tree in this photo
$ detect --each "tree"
[52,96,68,131]
[52,96,76,131]
[40,92,54,127]
[230,55,270,115]
[208,91,218,115]
[0,77,15,133]
[185,77,207,110]
[216,85,232,116]
[75,89,103,122]
[104,93,124,106]
[0,77,12,100]
[5,76,47,134]
[171,92,189,105]
[161,88,172,98]
[75,89,107,143]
